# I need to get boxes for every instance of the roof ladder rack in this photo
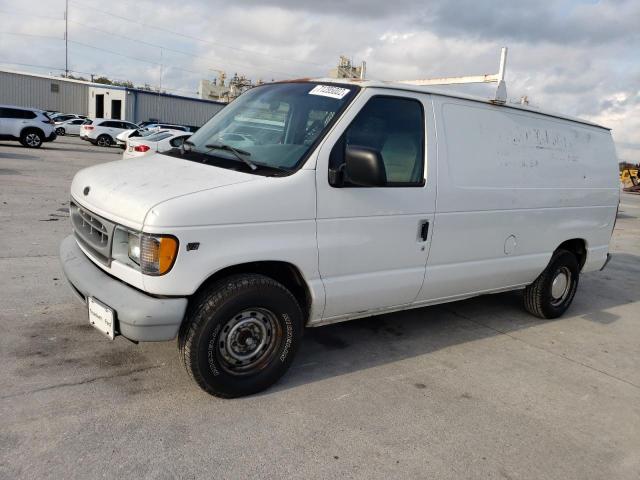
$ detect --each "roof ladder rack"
[398,47,509,104]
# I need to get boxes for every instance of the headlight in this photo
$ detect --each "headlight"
[128,232,141,264]
[127,232,178,275]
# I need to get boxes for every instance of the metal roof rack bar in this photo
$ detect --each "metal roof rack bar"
[398,47,508,104]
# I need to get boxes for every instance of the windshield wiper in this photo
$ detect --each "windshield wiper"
[205,143,257,171]
[177,141,290,175]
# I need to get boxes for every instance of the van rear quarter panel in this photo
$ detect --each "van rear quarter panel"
[418,96,619,302]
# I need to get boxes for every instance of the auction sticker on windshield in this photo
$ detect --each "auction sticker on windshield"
[309,85,350,99]
[88,297,115,340]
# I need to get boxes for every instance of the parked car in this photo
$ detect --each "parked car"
[116,128,144,149]
[218,132,256,148]
[145,123,190,132]
[80,119,139,147]
[60,80,619,398]
[0,104,56,148]
[55,118,90,136]
[123,130,191,159]
[115,124,190,149]
[136,120,159,128]
[51,113,88,123]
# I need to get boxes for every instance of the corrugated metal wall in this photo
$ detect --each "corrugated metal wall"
[0,71,89,114]
[132,91,224,126]
[0,70,225,126]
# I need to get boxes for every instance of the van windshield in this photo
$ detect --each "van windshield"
[165,82,358,174]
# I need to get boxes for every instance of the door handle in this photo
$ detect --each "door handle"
[419,220,429,241]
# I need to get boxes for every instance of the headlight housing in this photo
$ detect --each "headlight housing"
[137,234,179,275]
[115,228,178,275]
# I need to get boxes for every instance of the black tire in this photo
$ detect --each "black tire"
[19,129,43,148]
[524,249,579,319]
[56,127,66,136]
[96,134,112,147]
[178,274,303,398]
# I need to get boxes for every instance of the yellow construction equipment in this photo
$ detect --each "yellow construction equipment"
[620,168,639,187]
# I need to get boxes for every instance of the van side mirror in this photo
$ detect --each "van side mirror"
[344,145,386,187]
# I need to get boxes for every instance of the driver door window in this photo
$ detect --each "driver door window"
[330,96,425,186]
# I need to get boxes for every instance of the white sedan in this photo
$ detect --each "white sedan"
[116,124,189,149]
[116,128,148,149]
[55,118,89,136]
[123,130,191,159]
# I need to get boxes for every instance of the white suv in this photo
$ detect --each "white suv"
[80,119,139,147]
[0,104,57,148]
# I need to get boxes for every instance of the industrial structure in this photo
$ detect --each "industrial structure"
[198,72,259,103]
[328,56,366,79]
[0,70,225,127]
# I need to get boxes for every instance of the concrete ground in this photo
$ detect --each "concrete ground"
[1,136,639,480]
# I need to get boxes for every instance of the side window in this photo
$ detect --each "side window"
[169,135,189,147]
[331,96,425,187]
[3,108,27,119]
[146,132,173,141]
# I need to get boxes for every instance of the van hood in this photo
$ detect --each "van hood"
[71,153,257,229]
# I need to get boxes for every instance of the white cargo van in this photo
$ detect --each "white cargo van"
[60,78,619,397]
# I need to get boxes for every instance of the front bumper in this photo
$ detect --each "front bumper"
[59,235,188,341]
[45,132,57,142]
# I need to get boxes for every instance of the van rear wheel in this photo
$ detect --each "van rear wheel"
[178,274,303,398]
[524,249,579,319]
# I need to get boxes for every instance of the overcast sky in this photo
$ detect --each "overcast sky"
[0,0,638,161]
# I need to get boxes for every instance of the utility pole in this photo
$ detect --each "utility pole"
[159,48,163,93]
[157,48,163,120]
[64,0,69,77]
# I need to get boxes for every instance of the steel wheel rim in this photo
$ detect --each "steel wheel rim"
[550,267,571,306]
[217,308,281,376]
[98,137,108,146]
[26,133,40,147]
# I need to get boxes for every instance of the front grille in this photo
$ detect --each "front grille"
[70,201,116,265]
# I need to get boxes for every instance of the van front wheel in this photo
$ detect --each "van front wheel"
[524,249,579,319]
[178,274,303,398]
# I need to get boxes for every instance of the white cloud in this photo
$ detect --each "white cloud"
[0,0,638,161]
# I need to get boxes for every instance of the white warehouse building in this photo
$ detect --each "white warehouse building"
[0,69,225,127]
